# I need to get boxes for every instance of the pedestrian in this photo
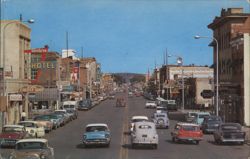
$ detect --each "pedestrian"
[21,111,26,121]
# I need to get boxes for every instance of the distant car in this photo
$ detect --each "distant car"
[201,115,223,134]
[62,100,79,110]
[156,106,167,113]
[131,121,158,149]
[54,110,71,123]
[78,99,92,110]
[66,109,78,120]
[171,123,203,144]
[193,112,211,125]
[130,116,149,132]
[152,112,169,129]
[185,112,198,123]
[82,123,111,147]
[116,98,126,107]
[213,123,245,145]
[145,101,157,109]
[18,121,45,138]
[0,125,29,148]
[128,92,133,97]
[10,139,54,159]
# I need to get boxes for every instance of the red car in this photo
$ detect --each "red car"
[0,125,29,148]
[171,123,203,144]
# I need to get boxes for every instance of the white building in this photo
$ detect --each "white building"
[62,49,78,60]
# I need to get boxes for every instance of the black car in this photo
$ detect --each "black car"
[78,99,92,110]
[201,115,223,134]
[213,123,246,145]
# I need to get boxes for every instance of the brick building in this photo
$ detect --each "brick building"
[208,8,250,126]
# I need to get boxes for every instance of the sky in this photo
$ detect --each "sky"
[2,0,250,73]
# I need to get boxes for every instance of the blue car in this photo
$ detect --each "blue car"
[82,123,111,147]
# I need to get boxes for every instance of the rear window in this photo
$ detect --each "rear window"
[222,125,241,131]
[198,114,210,119]
[182,125,199,131]
[156,114,166,118]
[64,105,75,108]
[86,126,108,132]
[132,119,148,122]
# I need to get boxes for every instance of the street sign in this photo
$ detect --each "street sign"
[201,90,214,99]
[19,85,44,93]
[9,94,23,101]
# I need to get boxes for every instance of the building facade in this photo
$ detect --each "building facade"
[208,8,250,126]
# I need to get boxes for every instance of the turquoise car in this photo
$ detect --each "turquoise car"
[82,123,111,147]
[193,112,211,125]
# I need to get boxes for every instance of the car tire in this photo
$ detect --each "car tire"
[172,137,176,142]
[153,144,157,149]
[195,140,199,145]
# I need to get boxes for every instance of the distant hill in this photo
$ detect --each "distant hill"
[112,73,145,84]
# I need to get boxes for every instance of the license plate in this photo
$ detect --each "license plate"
[142,134,147,137]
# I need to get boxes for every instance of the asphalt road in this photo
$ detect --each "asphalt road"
[1,93,250,159]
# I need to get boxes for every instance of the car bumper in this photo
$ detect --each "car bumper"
[221,138,245,143]
[176,137,202,141]
[155,124,169,128]
[83,139,110,145]
[0,139,17,147]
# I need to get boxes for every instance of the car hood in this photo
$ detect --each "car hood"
[13,149,47,158]
[0,132,24,139]
[84,131,109,139]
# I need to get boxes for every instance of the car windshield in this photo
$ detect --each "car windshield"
[198,114,210,119]
[34,116,50,121]
[16,142,46,150]
[3,127,23,133]
[64,105,75,108]
[86,126,108,132]
[18,123,35,128]
[207,117,221,122]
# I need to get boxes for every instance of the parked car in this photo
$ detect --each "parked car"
[131,121,158,149]
[10,139,54,159]
[54,110,71,123]
[82,123,111,147]
[0,125,29,148]
[18,121,45,138]
[78,99,92,110]
[47,114,64,128]
[201,115,223,134]
[171,122,203,144]
[213,123,245,145]
[152,112,169,129]
[66,109,78,120]
[193,112,211,125]
[130,116,149,132]
[185,112,198,123]
[50,113,67,126]
[156,106,167,113]
[145,101,157,109]
[116,97,126,107]
[33,116,53,133]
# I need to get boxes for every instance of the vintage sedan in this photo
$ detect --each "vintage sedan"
[9,139,54,159]
[82,123,111,147]
[201,115,223,134]
[213,123,245,145]
[152,112,169,129]
[145,101,157,109]
[131,121,158,149]
[0,125,29,148]
[18,121,45,138]
[130,116,149,132]
[193,112,211,125]
[171,123,203,144]
[33,116,53,133]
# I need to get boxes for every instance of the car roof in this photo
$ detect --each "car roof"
[176,122,200,127]
[134,121,155,127]
[4,125,24,128]
[16,138,48,144]
[18,121,38,124]
[131,116,148,120]
[86,123,108,127]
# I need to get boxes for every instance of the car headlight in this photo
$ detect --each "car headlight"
[40,154,47,159]
[105,134,110,138]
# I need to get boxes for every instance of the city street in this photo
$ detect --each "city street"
[2,93,249,159]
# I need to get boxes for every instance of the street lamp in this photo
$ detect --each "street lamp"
[194,35,219,116]
[168,54,184,111]
[2,19,35,96]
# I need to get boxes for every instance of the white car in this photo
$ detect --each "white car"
[130,116,149,132]
[18,121,45,138]
[145,101,157,109]
[156,106,167,113]
[131,121,159,149]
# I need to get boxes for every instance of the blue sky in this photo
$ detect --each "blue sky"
[2,0,249,73]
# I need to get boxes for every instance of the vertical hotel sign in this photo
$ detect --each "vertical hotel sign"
[24,47,49,84]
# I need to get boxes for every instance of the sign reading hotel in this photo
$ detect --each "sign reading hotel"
[30,61,56,69]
